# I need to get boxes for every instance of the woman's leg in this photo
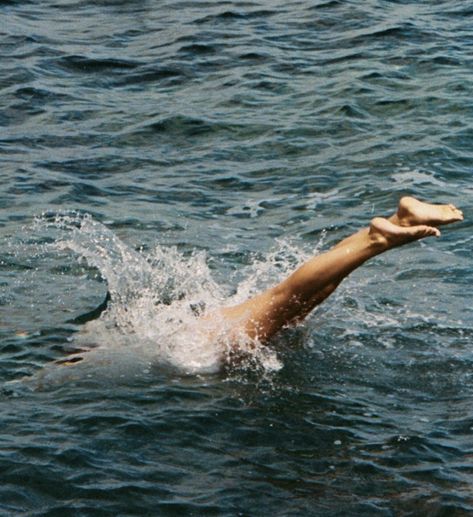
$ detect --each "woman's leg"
[218,197,463,343]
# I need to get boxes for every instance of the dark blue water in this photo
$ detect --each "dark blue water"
[2,1,473,515]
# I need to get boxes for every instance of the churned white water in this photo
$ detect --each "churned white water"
[25,212,319,378]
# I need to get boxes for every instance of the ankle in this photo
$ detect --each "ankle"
[368,218,391,251]
[395,196,415,227]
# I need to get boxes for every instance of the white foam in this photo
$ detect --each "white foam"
[32,213,318,376]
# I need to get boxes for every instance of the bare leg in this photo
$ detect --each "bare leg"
[217,197,463,344]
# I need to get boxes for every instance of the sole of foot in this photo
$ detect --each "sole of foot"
[371,216,440,248]
[397,197,463,227]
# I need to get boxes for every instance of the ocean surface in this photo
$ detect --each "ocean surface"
[2,0,473,515]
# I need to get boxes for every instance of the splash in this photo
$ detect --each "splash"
[29,213,316,377]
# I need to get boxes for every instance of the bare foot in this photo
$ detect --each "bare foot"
[393,196,463,228]
[369,216,440,249]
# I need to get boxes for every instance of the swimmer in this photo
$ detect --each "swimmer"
[210,197,463,345]
[58,196,463,366]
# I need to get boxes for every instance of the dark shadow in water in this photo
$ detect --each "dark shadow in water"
[67,291,110,325]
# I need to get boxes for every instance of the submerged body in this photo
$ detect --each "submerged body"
[56,197,463,369]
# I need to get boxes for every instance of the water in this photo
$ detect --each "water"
[2,0,473,514]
